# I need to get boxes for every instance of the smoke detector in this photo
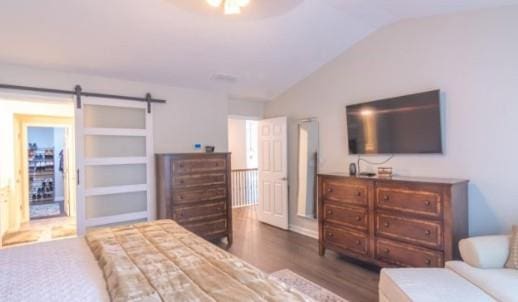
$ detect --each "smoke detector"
[211,73,238,83]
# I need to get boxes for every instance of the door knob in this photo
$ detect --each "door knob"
[281,177,288,181]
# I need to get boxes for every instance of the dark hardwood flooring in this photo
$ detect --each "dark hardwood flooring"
[218,206,380,302]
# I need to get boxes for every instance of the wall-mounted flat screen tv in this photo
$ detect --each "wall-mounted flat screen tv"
[346,90,442,154]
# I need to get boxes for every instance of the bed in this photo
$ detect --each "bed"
[0,220,313,302]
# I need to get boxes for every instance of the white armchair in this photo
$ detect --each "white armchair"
[458,235,510,269]
[380,235,518,302]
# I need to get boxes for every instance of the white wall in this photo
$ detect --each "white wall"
[228,119,248,170]
[28,127,54,148]
[265,6,518,236]
[228,99,265,119]
[0,63,229,154]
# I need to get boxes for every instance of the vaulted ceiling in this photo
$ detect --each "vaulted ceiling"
[1,0,517,101]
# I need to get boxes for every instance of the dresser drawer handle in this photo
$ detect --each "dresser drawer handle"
[425,258,432,265]
[355,215,362,222]
[383,195,390,201]
[355,240,362,245]
[383,248,390,254]
[327,209,333,215]
[327,232,334,238]
[179,164,185,168]
[180,180,185,184]
[328,188,334,193]
[179,195,184,200]
[179,211,184,217]
[357,191,362,197]
[425,229,432,236]
[424,200,431,207]
[383,222,390,228]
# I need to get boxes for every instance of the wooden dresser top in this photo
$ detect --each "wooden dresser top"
[318,172,469,185]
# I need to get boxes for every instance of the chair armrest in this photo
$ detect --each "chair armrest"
[459,235,510,269]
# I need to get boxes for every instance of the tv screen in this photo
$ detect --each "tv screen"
[346,90,442,154]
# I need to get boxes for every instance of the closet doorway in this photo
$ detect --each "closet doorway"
[24,123,74,220]
[0,97,76,248]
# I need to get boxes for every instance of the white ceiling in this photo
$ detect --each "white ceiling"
[1,0,517,101]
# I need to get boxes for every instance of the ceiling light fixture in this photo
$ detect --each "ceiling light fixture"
[206,0,250,15]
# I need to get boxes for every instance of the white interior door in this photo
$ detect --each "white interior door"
[258,117,288,229]
[75,98,154,235]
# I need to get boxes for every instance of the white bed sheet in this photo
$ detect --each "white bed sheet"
[0,237,109,302]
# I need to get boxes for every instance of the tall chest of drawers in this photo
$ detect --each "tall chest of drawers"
[318,174,468,268]
[156,153,232,245]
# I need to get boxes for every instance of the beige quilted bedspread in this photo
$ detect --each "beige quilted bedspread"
[86,219,313,302]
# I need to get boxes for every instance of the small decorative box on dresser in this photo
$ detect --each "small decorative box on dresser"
[318,173,469,268]
[156,153,232,245]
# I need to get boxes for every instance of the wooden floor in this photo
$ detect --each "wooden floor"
[219,206,380,302]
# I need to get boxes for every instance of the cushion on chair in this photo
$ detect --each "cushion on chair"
[459,235,510,269]
[505,225,518,269]
[446,261,518,302]
[379,268,495,302]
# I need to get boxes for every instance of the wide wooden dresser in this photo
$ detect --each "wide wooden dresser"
[318,173,468,268]
[156,153,232,245]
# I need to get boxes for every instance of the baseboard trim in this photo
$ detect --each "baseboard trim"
[289,224,318,239]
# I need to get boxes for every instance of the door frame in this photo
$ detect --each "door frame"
[15,115,74,223]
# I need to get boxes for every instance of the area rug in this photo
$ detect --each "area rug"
[2,229,43,247]
[270,269,348,302]
[30,203,61,219]
[51,224,77,239]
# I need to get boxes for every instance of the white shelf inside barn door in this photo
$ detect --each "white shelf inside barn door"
[84,211,148,228]
[83,128,147,137]
[84,157,147,166]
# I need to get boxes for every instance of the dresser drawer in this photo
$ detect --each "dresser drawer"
[324,224,369,256]
[175,202,226,223]
[376,185,442,218]
[172,158,227,175]
[173,173,227,188]
[323,204,368,231]
[183,218,227,238]
[376,239,444,267]
[376,214,442,249]
[173,186,227,204]
[322,180,368,207]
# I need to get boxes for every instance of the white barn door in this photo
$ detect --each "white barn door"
[258,117,288,230]
[75,98,153,235]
